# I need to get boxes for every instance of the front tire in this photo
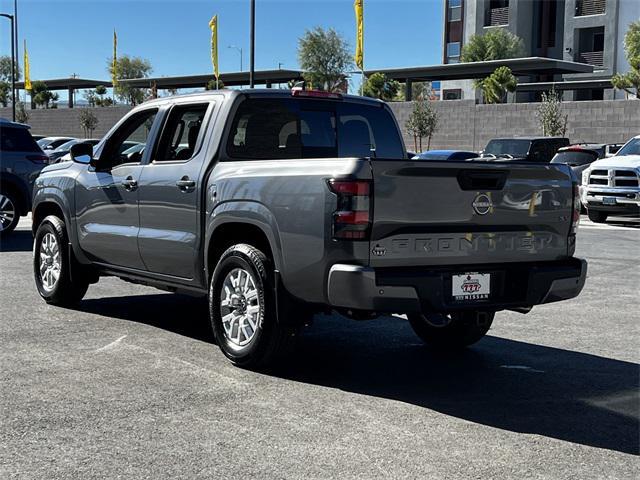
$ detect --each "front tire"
[209,244,296,369]
[33,215,89,305]
[587,210,608,223]
[407,311,494,349]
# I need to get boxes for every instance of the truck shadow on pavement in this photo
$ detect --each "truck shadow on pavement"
[75,294,638,456]
[0,230,33,252]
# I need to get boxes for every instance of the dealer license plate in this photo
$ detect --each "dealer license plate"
[452,273,491,301]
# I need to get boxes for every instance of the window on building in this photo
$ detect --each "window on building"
[448,0,463,22]
[575,0,606,17]
[485,0,509,26]
[447,42,461,58]
[443,89,462,101]
[576,26,605,67]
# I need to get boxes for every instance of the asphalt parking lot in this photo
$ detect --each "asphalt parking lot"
[1,216,638,479]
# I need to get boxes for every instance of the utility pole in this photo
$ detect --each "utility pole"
[249,0,255,88]
[14,0,19,103]
[1,13,16,121]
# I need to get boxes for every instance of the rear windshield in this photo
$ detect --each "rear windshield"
[484,139,531,157]
[0,126,42,153]
[226,98,404,160]
[551,151,597,165]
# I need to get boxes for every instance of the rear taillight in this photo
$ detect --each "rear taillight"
[571,181,580,234]
[27,154,49,164]
[328,179,371,240]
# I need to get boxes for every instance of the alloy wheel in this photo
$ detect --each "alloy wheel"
[219,267,262,347]
[39,232,61,292]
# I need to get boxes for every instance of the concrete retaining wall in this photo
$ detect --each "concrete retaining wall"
[0,106,133,138]
[389,99,640,152]
[2,99,639,151]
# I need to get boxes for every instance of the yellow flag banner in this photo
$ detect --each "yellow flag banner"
[112,29,118,86]
[354,0,364,70]
[209,15,219,81]
[23,40,32,91]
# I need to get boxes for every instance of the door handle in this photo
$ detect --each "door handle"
[122,176,138,191]
[176,176,196,191]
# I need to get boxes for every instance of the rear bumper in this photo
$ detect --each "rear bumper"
[327,258,587,314]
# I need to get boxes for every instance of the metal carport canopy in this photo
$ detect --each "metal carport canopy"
[118,69,304,89]
[15,78,113,90]
[365,57,594,82]
[516,78,613,92]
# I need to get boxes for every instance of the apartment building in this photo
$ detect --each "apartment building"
[441,0,639,101]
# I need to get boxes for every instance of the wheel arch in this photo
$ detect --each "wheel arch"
[205,220,279,283]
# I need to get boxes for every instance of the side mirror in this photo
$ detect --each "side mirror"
[70,142,94,165]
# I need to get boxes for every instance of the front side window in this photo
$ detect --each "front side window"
[226,98,403,160]
[154,104,209,161]
[100,109,158,169]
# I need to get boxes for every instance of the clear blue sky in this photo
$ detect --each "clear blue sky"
[0,0,444,97]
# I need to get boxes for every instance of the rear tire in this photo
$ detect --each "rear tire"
[0,189,21,235]
[209,244,297,369]
[407,311,494,349]
[587,210,608,223]
[33,215,89,305]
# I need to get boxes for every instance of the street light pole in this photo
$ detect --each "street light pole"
[1,13,16,121]
[228,45,243,71]
[14,0,19,103]
[249,0,255,88]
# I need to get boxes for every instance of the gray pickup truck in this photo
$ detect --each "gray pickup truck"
[32,89,586,368]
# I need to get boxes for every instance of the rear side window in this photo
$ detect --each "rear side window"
[0,126,41,153]
[154,103,209,161]
[226,98,403,160]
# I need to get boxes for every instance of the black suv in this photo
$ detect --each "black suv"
[0,118,49,234]
[480,137,570,163]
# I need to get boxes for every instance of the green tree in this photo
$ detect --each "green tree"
[31,80,59,109]
[461,29,525,62]
[461,29,525,103]
[297,27,353,92]
[478,66,517,104]
[0,55,20,83]
[362,72,401,101]
[405,100,438,152]
[83,89,97,107]
[0,81,9,107]
[205,79,225,90]
[79,109,99,138]
[537,89,568,137]
[15,101,29,124]
[107,55,153,105]
[611,20,640,98]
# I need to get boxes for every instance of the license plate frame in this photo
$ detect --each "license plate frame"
[451,273,491,301]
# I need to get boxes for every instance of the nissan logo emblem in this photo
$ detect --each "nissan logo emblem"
[472,193,493,215]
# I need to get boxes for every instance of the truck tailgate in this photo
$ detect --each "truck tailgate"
[368,160,573,267]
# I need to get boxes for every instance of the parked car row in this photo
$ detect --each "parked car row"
[410,136,638,223]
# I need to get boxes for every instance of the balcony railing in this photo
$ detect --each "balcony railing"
[578,50,604,67]
[486,7,509,26]
[575,0,606,16]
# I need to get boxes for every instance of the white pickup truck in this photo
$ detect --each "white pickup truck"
[581,135,640,223]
